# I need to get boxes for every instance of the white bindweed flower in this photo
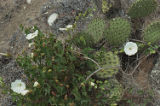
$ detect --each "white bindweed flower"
[59,28,67,31]
[48,13,58,26]
[26,30,38,40]
[59,24,73,31]
[11,80,26,94]
[90,82,95,86]
[21,90,29,96]
[30,53,34,58]
[0,53,8,56]
[28,42,35,48]
[33,81,39,87]
[124,42,138,56]
[26,0,31,4]
[66,25,73,29]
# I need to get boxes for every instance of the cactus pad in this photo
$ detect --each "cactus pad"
[128,0,158,18]
[94,51,120,79]
[86,18,106,44]
[104,17,131,47]
[143,21,160,44]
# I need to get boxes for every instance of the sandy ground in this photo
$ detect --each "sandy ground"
[0,0,50,53]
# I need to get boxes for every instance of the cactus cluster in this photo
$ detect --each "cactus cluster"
[104,17,131,47]
[128,0,158,18]
[94,51,120,79]
[143,21,160,44]
[86,18,106,44]
[72,0,159,48]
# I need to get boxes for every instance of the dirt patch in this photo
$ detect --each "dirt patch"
[0,0,49,53]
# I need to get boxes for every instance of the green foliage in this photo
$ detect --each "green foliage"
[102,0,112,13]
[86,18,106,44]
[94,51,120,79]
[103,79,123,105]
[13,27,124,105]
[88,79,123,105]
[104,17,131,47]
[143,21,160,44]
[0,77,4,87]
[71,32,94,49]
[128,0,158,18]
[73,8,93,28]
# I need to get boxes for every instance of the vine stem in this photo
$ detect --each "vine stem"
[72,49,120,81]
[72,50,101,68]
[86,65,120,81]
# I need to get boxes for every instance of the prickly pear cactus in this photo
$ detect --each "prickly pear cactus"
[128,0,158,18]
[72,32,94,49]
[104,17,131,47]
[143,21,160,44]
[94,51,120,79]
[86,18,106,44]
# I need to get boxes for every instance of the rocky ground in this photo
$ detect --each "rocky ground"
[0,0,160,106]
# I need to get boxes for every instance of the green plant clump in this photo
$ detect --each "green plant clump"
[72,32,94,49]
[94,51,120,79]
[104,17,131,47]
[103,79,123,105]
[102,0,112,13]
[12,27,124,105]
[143,21,160,44]
[128,0,158,18]
[86,18,106,44]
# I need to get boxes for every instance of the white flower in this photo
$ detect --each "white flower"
[33,81,39,87]
[21,90,29,96]
[59,28,67,31]
[90,82,95,86]
[59,24,73,31]
[48,13,58,26]
[30,53,34,58]
[28,42,34,47]
[26,30,38,40]
[66,25,73,29]
[0,53,8,56]
[11,80,26,94]
[124,42,138,56]
[26,0,31,4]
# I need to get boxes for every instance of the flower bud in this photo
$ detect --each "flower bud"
[33,81,40,87]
